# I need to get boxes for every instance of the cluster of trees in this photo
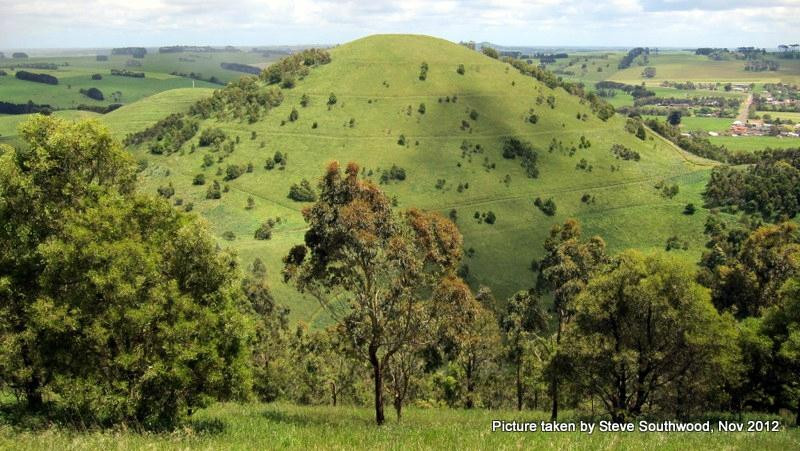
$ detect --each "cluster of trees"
[704,148,800,220]
[534,197,557,216]
[79,87,104,101]
[585,92,615,121]
[110,69,145,78]
[618,47,649,69]
[76,103,122,114]
[288,179,316,202]
[745,60,780,72]
[419,62,429,81]
[220,62,261,75]
[111,47,147,58]
[15,70,58,85]
[611,143,640,161]
[378,165,407,184]
[160,45,239,53]
[501,137,539,178]
[12,52,29,58]
[260,48,331,88]
[189,76,283,123]
[170,71,224,85]
[123,113,199,155]
[0,100,53,115]
[595,81,654,99]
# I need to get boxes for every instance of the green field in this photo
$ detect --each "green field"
[610,52,800,84]
[757,111,800,122]
[1,402,796,450]
[709,135,800,152]
[0,51,277,109]
[113,35,716,324]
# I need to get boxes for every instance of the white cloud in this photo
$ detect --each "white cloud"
[0,0,797,48]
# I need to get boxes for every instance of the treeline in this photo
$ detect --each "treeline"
[634,96,739,108]
[111,47,146,58]
[125,113,199,155]
[169,71,224,85]
[260,48,331,88]
[189,76,283,122]
[4,62,59,70]
[110,68,144,78]
[595,81,654,99]
[618,47,648,69]
[220,62,261,75]
[76,103,122,114]
[644,118,733,162]
[159,45,240,53]
[745,60,780,71]
[0,100,53,115]
[15,70,58,85]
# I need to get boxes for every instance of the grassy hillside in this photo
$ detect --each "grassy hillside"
[1,402,797,450]
[120,34,715,325]
[102,87,216,137]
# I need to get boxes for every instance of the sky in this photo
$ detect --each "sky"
[0,0,798,49]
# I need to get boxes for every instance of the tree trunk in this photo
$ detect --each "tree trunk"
[369,346,385,425]
[796,397,800,427]
[550,378,559,421]
[516,364,523,411]
[331,381,337,407]
[394,395,402,421]
[25,377,43,411]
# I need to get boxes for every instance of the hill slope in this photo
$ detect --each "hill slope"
[120,35,715,325]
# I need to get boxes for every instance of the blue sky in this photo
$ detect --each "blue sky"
[0,0,797,49]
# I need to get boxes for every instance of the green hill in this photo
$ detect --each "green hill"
[117,34,716,326]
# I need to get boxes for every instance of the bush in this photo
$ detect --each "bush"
[193,174,206,185]
[206,180,222,199]
[289,108,299,122]
[482,47,499,59]
[199,128,227,146]
[224,164,245,181]
[254,221,273,240]
[684,203,696,215]
[222,231,236,241]
[328,93,337,106]
[79,87,104,101]
[91,73,103,80]
[288,179,317,202]
[485,211,496,224]
[457,64,465,75]
[534,197,557,216]
[501,137,539,178]
[157,183,175,199]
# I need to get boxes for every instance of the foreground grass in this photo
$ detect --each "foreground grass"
[0,402,797,450]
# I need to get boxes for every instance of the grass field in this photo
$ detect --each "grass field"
[0,51,277,109]
[709,135,800,152]
[609,52,800,84]
[757,111,800,122]
[0,402,796,450]
[115,35,716,324]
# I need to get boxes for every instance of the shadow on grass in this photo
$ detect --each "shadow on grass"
[261,407,372,427]
[0,400,228,436]
[186,417,227,435]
